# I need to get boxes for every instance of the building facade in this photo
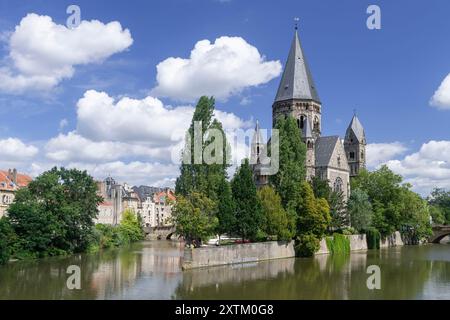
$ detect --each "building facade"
[0,169,32,218]
[252,27,367,200]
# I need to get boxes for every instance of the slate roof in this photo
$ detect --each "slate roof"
[274,30,320,103]
[345,115,365,143]
[315,136,339,167]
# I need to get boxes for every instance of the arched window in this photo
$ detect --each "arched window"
[361,151,364,160]
[298,116,305,129]
[307,141,313,149]
[333,177,343,193]
[349,152,355,160]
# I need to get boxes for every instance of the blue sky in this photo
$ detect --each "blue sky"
[0,0,449,195]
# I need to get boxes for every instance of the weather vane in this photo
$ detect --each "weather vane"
[294,17,299,30]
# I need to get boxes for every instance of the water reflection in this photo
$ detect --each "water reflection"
[0,241,449,300]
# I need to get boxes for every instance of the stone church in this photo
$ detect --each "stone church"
[251,27,367,200]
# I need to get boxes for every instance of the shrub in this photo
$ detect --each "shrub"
[295,234,320,257]
[326,233,350,254]
[0,217,13,264]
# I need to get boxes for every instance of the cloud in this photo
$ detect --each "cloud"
[59,118,68,131]
[366,142,407,168]
[381,140,450,196]
[0,13,133,94]
[40,90,253,186]
[152,36,282,102]
[430,73,450,110]
[0,137,38,161]
[76,90,252,144]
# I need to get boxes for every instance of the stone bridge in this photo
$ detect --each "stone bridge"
[430,225,450,243]
[144,225,176,240]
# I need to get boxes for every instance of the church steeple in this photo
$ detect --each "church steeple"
[344,114,366,177]
[272,24,322,139]
[274,29,320,103]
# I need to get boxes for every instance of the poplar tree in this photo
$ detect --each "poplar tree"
[231,159,263,241]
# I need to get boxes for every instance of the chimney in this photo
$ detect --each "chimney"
[13,168,17,185]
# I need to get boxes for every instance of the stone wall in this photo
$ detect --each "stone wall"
[315,234,368,255]
[380,231,404,248]
[182,241,295,270]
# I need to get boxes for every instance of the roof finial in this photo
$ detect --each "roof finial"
[294,17,299,30]
[353,108,357,117]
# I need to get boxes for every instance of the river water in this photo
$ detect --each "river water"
[0,240,449,300]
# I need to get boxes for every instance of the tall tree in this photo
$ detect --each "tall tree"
[328,191,347,232]
[231,159,263,241]
[269,116,306,209]
[258,186,295,240]
[215,179,235,239]
[0,217,13,264]
[175,97,231,202]
[7,167,102,257]
[348,188,373,232]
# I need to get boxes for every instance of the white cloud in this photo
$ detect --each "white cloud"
[382,140,450,196]
[152,36,282,102]
[430,73,450,110]
[0,137,38,161]
[76,90,252,144]
[45,132,171,162]
[39,90,253,186]
[59,118,68,131]
[366,142,408,168]
[0,13,133,94]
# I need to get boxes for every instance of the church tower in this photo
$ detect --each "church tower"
[344,114,366,177]
[250,120,269,188]
[272,27,322,141]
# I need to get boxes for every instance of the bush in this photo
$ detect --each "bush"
[341,227,358,235]
[366,227,381,249]
[295,234,320,257]
[326,233,350,254]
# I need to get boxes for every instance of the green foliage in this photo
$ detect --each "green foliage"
[258,186,295,241]
[0,217,13,264]
[118,209,145,243]
[172,192,218,246]
[175,96,231,202]
[366,227,381,249]
[231,159,263,241]
[428,188,450,224]
[215,179,236,237]
[310,176,331,200]
[326,233,350,255]
[91,211,144,251]
[7,167,102,258]
[269,116,306,208]
[294,233,320,257]
[296,182,331,239]
[348,188,373,232]
[429,206,446,225]
[352,165,432,242]
[328,191,347,232]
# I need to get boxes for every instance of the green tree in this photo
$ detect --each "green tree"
[269,116,306,208]
[258,186,295,240]
[310,176,331,200]
[215,179,236,239]
[231,159,263,241]
[347,188,373,232]
[428,188,450,224]
[328,191,347,232]
[172,192,218,247]
[7,167,102,258]
[351,166,404,236]
[119,209,145,243]
[294,182,331,256]
[429,206,446,225]
[0,217,13,264]
[175,96,230,201]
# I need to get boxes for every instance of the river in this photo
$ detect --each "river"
[0,240,449,299]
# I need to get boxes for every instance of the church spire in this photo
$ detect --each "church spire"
[274,26,320,103]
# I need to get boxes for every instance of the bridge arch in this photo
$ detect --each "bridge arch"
[430,225,450,243]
